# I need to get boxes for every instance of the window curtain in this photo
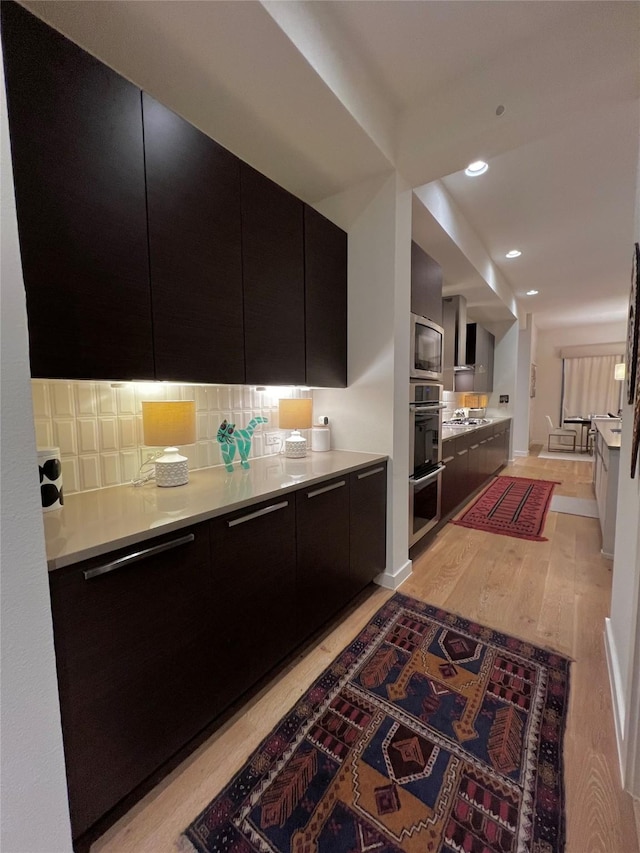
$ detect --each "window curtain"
[562,355,622,420]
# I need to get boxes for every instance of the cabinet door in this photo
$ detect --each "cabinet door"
[411,242,443,325]
[468,437,482,492]
[241,164,305,384]
[49,525,212,839]
[454,436,471,508]
[350,463,387,593]
[305,205,348,387]
[441,442,458,517]
[143,94,244,383]
[2,2,153,380]
[296,476,350,636]
[211,496,297,707]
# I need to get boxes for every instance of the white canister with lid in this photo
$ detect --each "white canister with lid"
[37,446,63,511]
[311,426,331,452]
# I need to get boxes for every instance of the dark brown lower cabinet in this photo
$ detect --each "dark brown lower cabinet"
[349,463,387,594]
[49,524,213,840]
[439,421,511,523]
[50,468,387,849]
[296,476,351,636]
[210,496,298,706]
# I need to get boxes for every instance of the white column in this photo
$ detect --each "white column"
[313,170,413,588]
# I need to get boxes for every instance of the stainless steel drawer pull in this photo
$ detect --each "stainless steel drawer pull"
[307,480,346,498]
[357,466,385,480]
[83,533,195,580]
[227,501,288,527]
[443,455,455,465]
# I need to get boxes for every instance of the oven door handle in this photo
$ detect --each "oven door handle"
[410,465,445,487]
[410,404,447,412]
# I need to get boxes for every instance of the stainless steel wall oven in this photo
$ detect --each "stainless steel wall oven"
[409,382,445,546]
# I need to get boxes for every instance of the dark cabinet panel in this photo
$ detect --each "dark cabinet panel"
[49,525,213,838]
[296,476,350,635]
[143,94,244,383]
[305,206,347,387]
[210,496,297,706]
[349,463,387,593]
[241,165,305,385]
[441,441,458,518]
[411,242,443,325]
[2,1,154,380]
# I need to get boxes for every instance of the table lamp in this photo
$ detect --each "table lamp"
[278,398,312,458]
[142,401,196,487]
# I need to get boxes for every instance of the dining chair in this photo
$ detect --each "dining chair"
[545,415,577,452]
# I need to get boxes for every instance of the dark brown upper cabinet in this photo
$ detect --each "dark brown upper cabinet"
[241,164,306,385]
[304,206,347,387]
[411,241,443,326]
[1,1,154,380]
[143,94,245,384]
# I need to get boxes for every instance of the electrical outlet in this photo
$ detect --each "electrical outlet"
[264,432,281,446]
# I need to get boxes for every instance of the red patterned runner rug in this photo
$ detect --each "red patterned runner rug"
[451,476,560,542]
[182,593,570,853]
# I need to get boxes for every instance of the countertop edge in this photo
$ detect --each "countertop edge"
[46,452,388,571]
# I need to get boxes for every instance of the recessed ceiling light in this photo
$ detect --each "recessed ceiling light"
[464,160,488,177]
[505,249,522,258]
[526,290,539,296]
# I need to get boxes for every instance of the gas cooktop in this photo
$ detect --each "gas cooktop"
[442,418,490,427]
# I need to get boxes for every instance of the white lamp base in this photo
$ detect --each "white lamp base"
[284,430,307,458]
[155,447,189,487]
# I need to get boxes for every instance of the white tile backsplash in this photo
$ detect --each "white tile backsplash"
[32,382,50,418]
[78,419,99,454]
[53,383,75,417]
[33,380,308,495]
[80,455,101,491]
[54,419,77,455]
[99,418,119,452]
[100,453,121,487]
[75,384,97,416]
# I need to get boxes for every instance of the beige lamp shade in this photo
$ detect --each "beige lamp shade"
[142,401,196,446]
[614,363,626,381]
[278,398,312,430]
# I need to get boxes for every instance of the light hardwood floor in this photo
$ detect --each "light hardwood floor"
[93,451,639,853]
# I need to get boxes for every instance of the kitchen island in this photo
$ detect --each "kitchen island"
[592,417,621,558]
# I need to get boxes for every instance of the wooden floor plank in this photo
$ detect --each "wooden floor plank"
[92,454,638,853]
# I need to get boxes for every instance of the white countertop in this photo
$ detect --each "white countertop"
[442,415,511,442]
[44,450,387,570]
[593,417,622,450]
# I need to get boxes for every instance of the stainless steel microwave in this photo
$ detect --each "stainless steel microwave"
[410,313,444,381]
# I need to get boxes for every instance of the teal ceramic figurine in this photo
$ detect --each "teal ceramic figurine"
[217,417,267,472]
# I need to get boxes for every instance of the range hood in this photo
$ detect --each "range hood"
[442,295,472,380]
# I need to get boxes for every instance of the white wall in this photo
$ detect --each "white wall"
[0,50,73,852]
[314,171,413,588]
[531,321,626,445]
[606,140,640,796]
[512,315,534,456]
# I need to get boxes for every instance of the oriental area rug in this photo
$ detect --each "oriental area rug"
[182,593,570,853]
[451,476,560,542]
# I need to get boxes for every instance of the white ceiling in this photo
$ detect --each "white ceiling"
[22,0,640,331]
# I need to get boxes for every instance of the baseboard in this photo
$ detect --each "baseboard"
[513,450,530,457]
[604,617,626,784]
[601,548,614,560]
[374,559,412,590]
